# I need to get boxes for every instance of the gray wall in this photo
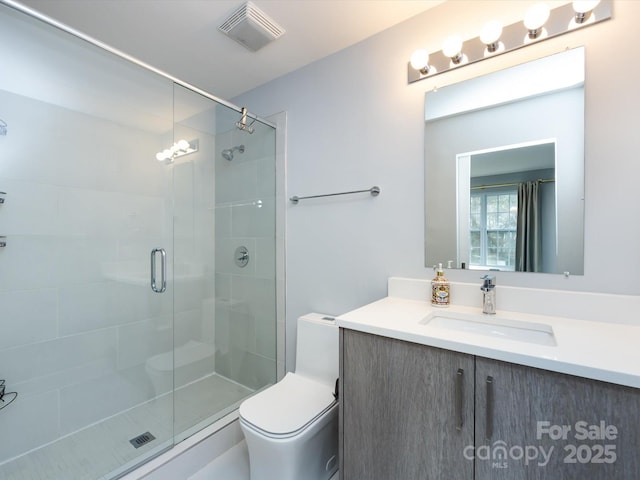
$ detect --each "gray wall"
[234,0,640,370]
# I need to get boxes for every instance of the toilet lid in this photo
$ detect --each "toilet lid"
[239,373,336,437]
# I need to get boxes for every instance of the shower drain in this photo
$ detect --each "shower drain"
[129,431,156,449]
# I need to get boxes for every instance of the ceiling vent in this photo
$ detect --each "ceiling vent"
[218,1,285,52]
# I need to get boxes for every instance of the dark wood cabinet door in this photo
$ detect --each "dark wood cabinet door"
[475,357,640,480]
[340,330,475,480]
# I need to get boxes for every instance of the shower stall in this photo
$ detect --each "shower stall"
[0,2,278,479]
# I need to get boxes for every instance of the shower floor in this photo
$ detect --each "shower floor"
[0,374,253,480]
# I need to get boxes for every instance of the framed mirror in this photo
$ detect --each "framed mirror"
[424,47,584,275]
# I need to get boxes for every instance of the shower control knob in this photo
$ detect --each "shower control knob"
[234,246,249,268]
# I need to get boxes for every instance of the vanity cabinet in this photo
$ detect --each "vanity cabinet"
[339,329,640,480]
[474,357,640,479]
[340,329,475,480]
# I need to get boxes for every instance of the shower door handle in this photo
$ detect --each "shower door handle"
[150,248,167,293]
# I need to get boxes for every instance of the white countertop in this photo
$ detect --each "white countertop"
[336,296,640,389]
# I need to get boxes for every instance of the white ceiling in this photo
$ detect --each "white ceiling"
[17,0,445,100]
[471,142,556,177]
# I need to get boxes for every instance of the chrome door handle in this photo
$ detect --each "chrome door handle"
[486,376,494,440]
[150,248,167,293]
[455,368,464,431]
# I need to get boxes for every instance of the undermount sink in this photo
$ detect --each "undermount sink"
[420,310,557,347]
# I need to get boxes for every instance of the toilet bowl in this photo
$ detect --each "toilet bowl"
[239,313,339,480]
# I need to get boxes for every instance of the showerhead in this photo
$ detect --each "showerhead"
[222,144,245,161]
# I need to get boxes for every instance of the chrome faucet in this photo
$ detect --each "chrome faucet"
[480,275,496,315]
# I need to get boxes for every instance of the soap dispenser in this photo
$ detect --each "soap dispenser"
[431,263,450,307]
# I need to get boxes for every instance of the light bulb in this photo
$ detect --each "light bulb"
[573,0,600,24]
[410,49,430,74]
[163,148,172,158]
[442,36,463,63]
[524,3,550,31]
[177,139,190,151]
[480,20,502,45]
[573,0,600,13]
[156,152,166,162]
[480,20,503,54]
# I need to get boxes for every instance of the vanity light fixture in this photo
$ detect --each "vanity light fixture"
[407,0,611,84]
[573,0,601,24]
[155,139,199,163]
[524,3,551,40]
[480,20,504,56]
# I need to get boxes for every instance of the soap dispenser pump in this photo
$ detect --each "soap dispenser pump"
[431,263,450,307]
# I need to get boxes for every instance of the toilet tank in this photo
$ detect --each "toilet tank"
[295,313,339,388]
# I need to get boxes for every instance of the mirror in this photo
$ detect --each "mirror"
[424,47,584,275]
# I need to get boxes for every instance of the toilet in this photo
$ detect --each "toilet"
[239,313,339,480]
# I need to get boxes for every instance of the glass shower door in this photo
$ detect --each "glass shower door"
[0,4,175,479]
[173,85,278,441]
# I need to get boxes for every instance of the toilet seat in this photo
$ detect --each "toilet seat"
[239,373,337,439]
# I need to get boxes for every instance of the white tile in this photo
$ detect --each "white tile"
[59,366,154,435]
[255,313,277,360]
[58,281,153,335]
[0,328,117,397]
[0,288,57,349]
[57,188,119,238]
[117,316,173,370]
[0,389,60,464]
[0,178,60,235]
[175,308,204,346]
[0,235,61,293]
[0,92,72,186]
[255,236,276,280]
[215,161,257,204]
[201,297,216,345]
[231,197,274,238]
[214,204,232,238]
[231,276,276,322]
[256,156,276,199]
[114,191,169,240]
[174,276,207,313]
[215,274,232,299]
[55,236,119,286]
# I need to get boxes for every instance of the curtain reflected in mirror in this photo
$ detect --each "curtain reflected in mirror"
[516,180,542,272]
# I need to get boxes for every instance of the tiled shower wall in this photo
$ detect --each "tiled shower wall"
[214,125,277,390]
[0,89,178,463]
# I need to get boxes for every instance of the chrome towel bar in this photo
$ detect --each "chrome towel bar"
[290,186,380,204]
